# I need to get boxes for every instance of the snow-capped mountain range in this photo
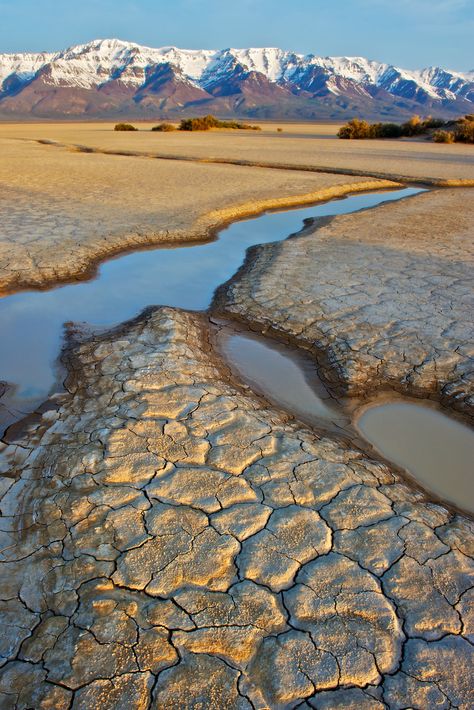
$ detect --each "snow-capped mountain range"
[0,38,472,120]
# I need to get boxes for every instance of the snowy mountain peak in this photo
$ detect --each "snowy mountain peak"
[0,39,472,119]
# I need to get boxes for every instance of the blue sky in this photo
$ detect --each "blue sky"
[0,0,472,71]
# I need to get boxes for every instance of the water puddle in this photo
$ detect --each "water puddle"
[220,331,347,429]
[0,187,419,430]
[356,402,474,513]
[220,329,474,515]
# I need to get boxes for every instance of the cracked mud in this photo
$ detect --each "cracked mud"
[0,308,473,709]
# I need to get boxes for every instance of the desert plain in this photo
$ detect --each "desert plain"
[0,121,473,709]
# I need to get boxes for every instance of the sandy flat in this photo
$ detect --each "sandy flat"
[0,133,391,293]
[1,120,473,183]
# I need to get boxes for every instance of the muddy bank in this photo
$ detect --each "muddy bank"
[214,188,474,418]
[216,323,474,515]
[0,306,473,709]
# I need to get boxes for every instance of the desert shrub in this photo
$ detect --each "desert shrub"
[151,123,176,132]
[433,130,455,143]
[401,115,424,136]
[372,122,404,138]
[454,116,474,143]
[337,119,373,139]
[179,115,261,131]
[422,117,446,130]
[217,119,261,130]
[179,115,219,131]
[338,115,447,140]
[114,123,138,131]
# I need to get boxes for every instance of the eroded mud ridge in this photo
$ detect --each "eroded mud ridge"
[216,188,474,419]
[0,309,473,709]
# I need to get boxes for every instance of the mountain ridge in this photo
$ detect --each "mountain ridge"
[1,38,473,120]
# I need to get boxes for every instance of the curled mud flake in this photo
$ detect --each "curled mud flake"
[291,459,361,508]
[175,580,287,631]
[173,625,265,668]
[284,552,404,685]
[238,504,332,591]
[152,651,251,709]
[145,526,240,597]
[95,451,164,488]
[246,630,339,708]
[112,503,207,591]
[382,555,462,640]
[397,519,450,564]
[210,502,273,541]
[146,466,258,514]
[319,484,394,530]
[333,516,406,576]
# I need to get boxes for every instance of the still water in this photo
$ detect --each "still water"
[357,402,474,512]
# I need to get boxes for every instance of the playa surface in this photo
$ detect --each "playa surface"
[2,120,474,183]
[0,122,473,709]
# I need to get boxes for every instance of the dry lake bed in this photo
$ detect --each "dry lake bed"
[0,122,473,709]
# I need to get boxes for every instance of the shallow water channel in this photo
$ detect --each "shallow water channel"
[0,188,417,413]
[1,185,473,513]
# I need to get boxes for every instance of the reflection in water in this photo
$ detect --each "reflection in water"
[357,402,474,514]
[0,188,420,412]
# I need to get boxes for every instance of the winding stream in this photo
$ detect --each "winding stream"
[0,187,418,420]
[1,185,473,513]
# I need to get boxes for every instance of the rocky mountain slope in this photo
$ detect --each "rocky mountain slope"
[0,38,472,120]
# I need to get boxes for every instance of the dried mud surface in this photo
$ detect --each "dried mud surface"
[2,121,474,184]
[1,124,473,708]
[0,308,473,709]
[215,188,474,419]
[0,136,391,295]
